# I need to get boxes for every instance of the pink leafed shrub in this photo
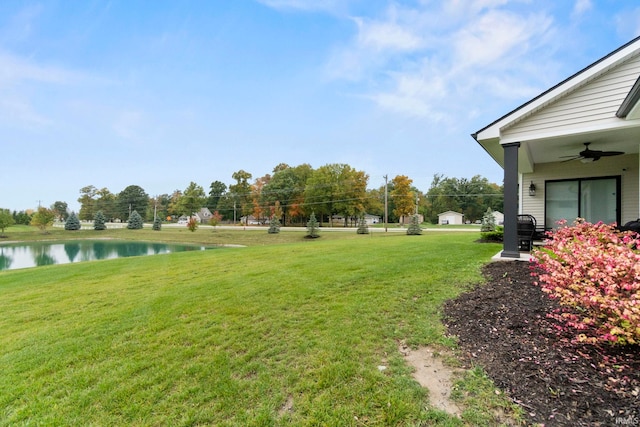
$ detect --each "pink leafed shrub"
[531,219,640,345]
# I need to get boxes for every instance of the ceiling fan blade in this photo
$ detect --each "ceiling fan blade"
[598,151,625,156]
[561,156,582,162]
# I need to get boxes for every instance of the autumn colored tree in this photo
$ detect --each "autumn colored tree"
[209,210,223,229]
[262,163,312,225]
[391,175,414,224]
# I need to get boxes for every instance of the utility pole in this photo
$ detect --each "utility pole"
[384,175,388,232]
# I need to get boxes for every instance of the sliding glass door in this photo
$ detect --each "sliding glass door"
[545,176,620,228]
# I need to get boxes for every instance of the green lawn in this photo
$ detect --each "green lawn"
[0,228,518,426]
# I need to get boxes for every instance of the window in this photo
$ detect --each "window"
[545,176,620,228]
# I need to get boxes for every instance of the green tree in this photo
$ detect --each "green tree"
[78,185,98,221]
[207,181,227,211]
[152,216,162,231]
[31,207,56,233]
[356,214,369,234]
[0,209,15,237]
[262,163,313,225]
[229,170,253,225]
[12,210,32,225]
[425,174,503,224]
[268,216,281,234]
[52,201,69,222]
[118,185,149,221]
[127,210,144,230]
[65,212,81,230]
[304,164,367,226]
[306,211,320,238]
[167,190,183,220]
[481,207,496,232]
[180,182,207,216]
[406,214,422,235]
[94,210,107,230]
[95,188,117,221]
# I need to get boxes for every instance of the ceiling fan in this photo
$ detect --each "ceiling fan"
[561,142,625,162]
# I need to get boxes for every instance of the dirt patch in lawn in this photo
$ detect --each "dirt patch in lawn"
[443,261,640,426]
[401,344,463,416]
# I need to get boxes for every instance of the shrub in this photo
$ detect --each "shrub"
[531,219,640,345]
[127,210,144,230]
[187,217,198,232]
[152,216,162,231]
[94,211,107,230]
[480,226,503,242]
[306,212,320,238]
[406,214,422,235]
[356,214,369,234]
[65,212,81,230]
[481,207,496,232]
[268,216,280,234]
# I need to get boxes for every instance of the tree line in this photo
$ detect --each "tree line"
[4,163,504,228]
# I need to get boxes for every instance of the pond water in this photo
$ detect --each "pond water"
[0,240,210,271]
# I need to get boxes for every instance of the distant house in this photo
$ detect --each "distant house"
[399,214,424,224]
[491,211,504,225]
[194,207,213,224]
[363,214,381,225]
[438,211,464,225]
[240,215,263,225]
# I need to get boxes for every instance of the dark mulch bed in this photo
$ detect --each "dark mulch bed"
[443,261,640,426]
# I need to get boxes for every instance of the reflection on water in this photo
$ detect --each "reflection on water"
[0,240,208,271]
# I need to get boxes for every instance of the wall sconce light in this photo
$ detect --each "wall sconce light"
[528,181,536,196]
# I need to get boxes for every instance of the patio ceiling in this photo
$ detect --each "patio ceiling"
[525,124,640,165]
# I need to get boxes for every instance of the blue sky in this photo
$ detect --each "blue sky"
[2,0,640,212]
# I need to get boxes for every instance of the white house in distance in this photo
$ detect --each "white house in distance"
[438,211,464,225]
[474,35,640,258]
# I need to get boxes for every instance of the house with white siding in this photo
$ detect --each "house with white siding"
[474,36,640,258]
[438,211,464,225]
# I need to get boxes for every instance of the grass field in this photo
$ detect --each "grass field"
[0,227,519,426]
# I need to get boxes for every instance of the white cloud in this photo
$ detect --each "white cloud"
[0,51,82,87]
[0,96,51,127]
[452,10,553,70]
[572,0,592,17]
[324,2,559,122]
[354,17,423,52]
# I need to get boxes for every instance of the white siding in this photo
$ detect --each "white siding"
[520,154,639,228]
[503,54,640,140]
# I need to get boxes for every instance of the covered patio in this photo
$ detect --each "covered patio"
[474,36,640,259]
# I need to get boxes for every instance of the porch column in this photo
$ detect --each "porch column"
[502,142,520,258]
